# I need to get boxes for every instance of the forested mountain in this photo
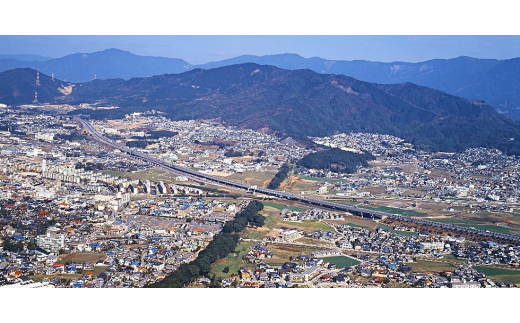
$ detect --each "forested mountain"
[1,49,519,117]
[0,68,70,104]
[0,49,191,82]
[0,54,52,61]
[198,54,520,119]
[1,64,520,154]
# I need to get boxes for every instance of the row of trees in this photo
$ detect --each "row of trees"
[221,200,265,232]
[148,130,178,139]
[56,133,88,142]
[297,148,375,174]
[75,162,105,171]
[147,200,265,288]
[224,149,243,157]
[267,164,290,189]
[126,140,151,148]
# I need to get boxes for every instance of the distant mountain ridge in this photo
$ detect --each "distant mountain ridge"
[0,54,52,62]
[2,65,519,155]
[1,49,518,118]
[197,54,520,119]
[0,49,191,82]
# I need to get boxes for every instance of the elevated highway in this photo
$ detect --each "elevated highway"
[74,116,520,244]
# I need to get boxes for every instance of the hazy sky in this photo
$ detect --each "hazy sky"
[1,35,519,64]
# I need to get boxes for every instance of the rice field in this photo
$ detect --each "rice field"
[430,218,520,235]
[275,220,335,232]
[322,256,360,268]
[377,223,419,237]
[473,266,520,284]
[359,205,427,217]
[410,260,457,273]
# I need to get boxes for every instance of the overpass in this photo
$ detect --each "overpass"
[73,116,520,244]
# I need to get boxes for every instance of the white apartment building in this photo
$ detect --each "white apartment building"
[37,232,65,251]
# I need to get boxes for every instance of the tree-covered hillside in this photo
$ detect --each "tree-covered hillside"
[297,148,375,173]
[2,65,520,155]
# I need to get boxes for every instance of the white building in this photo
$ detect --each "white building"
[35,133,55,142]
[420,241,445,252]
[37,232,65,251]
[318,185,328,194]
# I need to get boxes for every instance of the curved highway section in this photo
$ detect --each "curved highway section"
[74,116,520,244]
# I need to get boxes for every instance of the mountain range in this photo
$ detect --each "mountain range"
[1,49,519,118]
[0,49,191,82]
[0,54,53,62]
[200,54,520,119]
[2,65,520,155]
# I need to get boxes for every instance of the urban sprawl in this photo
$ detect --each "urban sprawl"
[1,103,520,288]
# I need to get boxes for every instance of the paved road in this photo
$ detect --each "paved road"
[74,116,520,244]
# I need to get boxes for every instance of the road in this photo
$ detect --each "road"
[74,116,520,244]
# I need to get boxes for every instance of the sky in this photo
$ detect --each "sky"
[1,36,519,65]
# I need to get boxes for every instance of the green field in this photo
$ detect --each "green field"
[440,254,469,264]
[377,223,419,237]
[241,210,335,240]
[322,256,360,268]
[430,218,520,235]
[240,212,278,240]
[241,228,269,240]
[58,253,104,264]
[240,213,279,240]
[410,260,458,273]
[277,220,335,232]
[300,176,343,183]
[262,213,279,229]
[261,201,306,213]
[359,205,427,217]
[474,266,520,284]
[344,222,372,229]
[211,242,255,279]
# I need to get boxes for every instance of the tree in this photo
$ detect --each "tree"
[296,148,375,174]
[2,239,24,252]
[196,257,212,275]
[147,200,265,288]
[268,164,290,189]
[187,265,200,279]
[27,241,37,250]
[223,266,230,273]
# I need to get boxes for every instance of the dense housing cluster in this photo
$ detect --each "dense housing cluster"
[1,105,520,288]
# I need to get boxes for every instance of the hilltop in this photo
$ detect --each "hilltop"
[0,48,191,82]
[1,65,520,154]
[1,49,519,118]
[198,54,520,119]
